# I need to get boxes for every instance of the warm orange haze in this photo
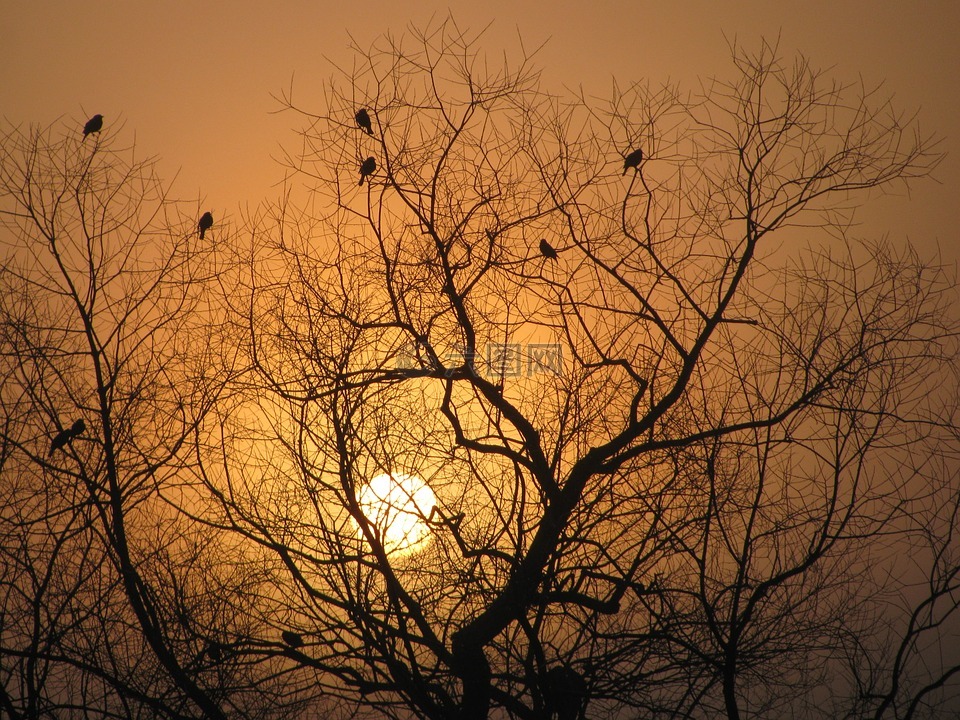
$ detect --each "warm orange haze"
[358,473,437,554]
[1,4,959,720]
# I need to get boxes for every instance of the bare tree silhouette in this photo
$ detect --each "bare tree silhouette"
[212,20,959,720]
[1,19,958,720]
[0,119,296,719]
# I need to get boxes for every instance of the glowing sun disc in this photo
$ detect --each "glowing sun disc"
[357,473,436,554]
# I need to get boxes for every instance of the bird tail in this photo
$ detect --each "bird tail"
[200,229,206,239]
[359,177,364,186]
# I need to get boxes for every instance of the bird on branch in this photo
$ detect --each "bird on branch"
[281,631,304,648]
[49,429,71,455]
[198,212,214,239]
[83,114,103,138]
[355,108,373,135]
[206,641,224,663]
[359,156,377,185]
[622,148,643,174]
[539,239,559,261]
[545,665,588,720]
[49,418,85,455]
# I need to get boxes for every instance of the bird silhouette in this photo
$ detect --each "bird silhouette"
[49,428,72,455]
[206,641,224,663]
[355,108,373,135]
[545,666,587,720]
[83,114,103,138]
[281,631,304,648]
[198,212,213,239]
[359,157,377,186]
[622,148,643,175]
[539,239,559,261]
[49,418,85,455]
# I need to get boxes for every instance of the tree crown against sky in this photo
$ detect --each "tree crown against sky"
[1,18,959,720]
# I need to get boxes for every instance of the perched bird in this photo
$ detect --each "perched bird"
[281,631,304,648]
[545,666,588,720]
[49,418,85,455]
[206,641,224,663]
[622,148,643,175]
[539,239,559,261]
[83,114,104,138]
[198,212,214,239]
[359,156,377,186]
[49,427,73,455]
[355,108,373,135]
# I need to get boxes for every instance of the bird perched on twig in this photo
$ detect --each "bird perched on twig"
[545,665,588,720]
[281,631,304,648]
[622,148,643,175]
[198,212,214,239]
[539,239,559,261]
[50,428,72,455]
[206,641,224,663]
[83,114,103,138]
[355,108,373,135]
[49,418,85,455]
[359,157,377,186]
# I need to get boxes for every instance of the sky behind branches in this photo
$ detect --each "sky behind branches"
[2,0,957,262]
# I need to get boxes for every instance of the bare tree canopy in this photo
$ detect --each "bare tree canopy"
[1,17,959,720]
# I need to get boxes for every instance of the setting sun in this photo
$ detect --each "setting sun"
[357,473,436,555]
[3,6,959,718]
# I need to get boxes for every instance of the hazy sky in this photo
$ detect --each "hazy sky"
[3,0,957,262]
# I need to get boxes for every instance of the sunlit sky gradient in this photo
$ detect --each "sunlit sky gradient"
[3,1,957,262]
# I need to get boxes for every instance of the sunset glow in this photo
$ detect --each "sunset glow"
[357,473,436,555]
[2,5,958,718]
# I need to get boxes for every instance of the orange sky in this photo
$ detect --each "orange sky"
[3,0,957,262]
